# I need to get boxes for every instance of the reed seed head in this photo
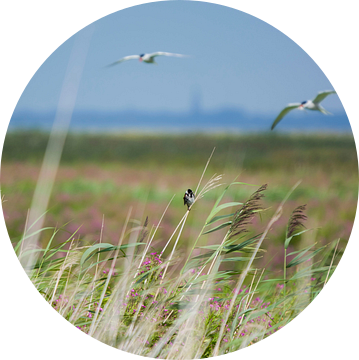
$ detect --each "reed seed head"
[287,204,307,238]
[229,184,267,239]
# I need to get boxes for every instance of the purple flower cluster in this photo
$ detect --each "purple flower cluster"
[52,255,285,349]
[136,252,164,280]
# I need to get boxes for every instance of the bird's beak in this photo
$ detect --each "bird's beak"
[139,58,143,62]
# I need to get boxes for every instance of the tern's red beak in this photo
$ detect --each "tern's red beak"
[139,58,143,62]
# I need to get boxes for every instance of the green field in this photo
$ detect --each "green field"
[2,131,357,357]
[2,131,357,269]
[2,131,357,171]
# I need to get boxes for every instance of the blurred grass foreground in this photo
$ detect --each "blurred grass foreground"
[1,131,358,357]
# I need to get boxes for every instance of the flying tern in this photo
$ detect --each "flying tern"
[107,52,188,67]
[271,90,337,130]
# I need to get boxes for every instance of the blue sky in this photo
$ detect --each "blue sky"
[14,1,343,115]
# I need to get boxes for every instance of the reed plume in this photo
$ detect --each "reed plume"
[229,184,267,239]
[287,204,307,238]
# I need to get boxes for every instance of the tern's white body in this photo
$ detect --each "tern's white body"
[107,52,187,67]
[271,90,336,130]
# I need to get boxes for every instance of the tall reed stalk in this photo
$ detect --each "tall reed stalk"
[12,151,340,358]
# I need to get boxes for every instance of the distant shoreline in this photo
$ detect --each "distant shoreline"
[7,108,352,134]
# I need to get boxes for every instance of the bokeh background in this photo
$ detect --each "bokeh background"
[1,0,357,274]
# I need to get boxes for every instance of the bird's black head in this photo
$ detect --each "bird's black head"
[301,101,307,105]
[187,189,193,195]
[139,54,145,57]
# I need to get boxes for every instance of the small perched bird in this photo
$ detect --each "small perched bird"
[271,90,337,130]
[106,52,188,67]
[183,189,195,210]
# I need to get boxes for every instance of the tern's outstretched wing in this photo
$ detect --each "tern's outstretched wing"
[271,103,301,130]
[106,55,140,67]
[312,90,336,104]
[148,52,188,60]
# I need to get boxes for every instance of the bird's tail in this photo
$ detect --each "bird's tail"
[319,106,332,115]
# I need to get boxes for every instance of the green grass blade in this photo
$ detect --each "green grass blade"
[225,235,260,254]
[208,202,243,220]
[206,213,235,226]
[287,246,325,268]
[290,265,330,280]
[284,228,311,249]
[221,256,256,262]
[203,221,232,235]
[80,243,116,267]
[205,181,253,224]
[14,227,55,253]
